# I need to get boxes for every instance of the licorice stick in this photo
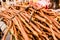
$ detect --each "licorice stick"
[20,13,50,40]
[17,30,24,40]
[34,14,46,22]
[22,12,51,32]
[12,16,29,40]
[45,21,60,33]
[18,35,24,40]
[46,16,60,28]
[23,24,31,33]
[39,10,52,24]
[32,13,60,34]
[0,13,11,19]
[53,31,60,39]
[41,35,49,40]
[22,12,41,29]
[32,21,51,32]
[48,24,58,40]
[34,21,58,40]
[13,24,18,40]
[42,9,57,16]
[29,8,52,24]
[20,13,42,34]
[10,35,13,40]
[51,17,60,28]
[24,14,50,31]
[2,21,12,40]
[17,13,39,37]
[28,34,35,39]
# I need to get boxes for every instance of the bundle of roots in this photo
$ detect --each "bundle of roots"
[0,2,60,40]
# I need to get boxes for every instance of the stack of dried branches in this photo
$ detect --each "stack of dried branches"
[0,2,60,40]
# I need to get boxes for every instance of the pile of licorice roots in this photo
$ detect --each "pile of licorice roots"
[0,3,60,40]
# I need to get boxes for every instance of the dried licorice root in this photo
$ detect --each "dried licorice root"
[0,2,60,40]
